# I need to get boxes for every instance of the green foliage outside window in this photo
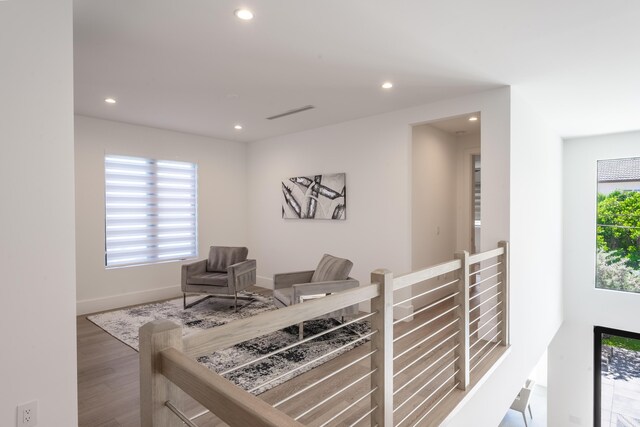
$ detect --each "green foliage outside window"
[596,190,640,292]
[602,334,640,352]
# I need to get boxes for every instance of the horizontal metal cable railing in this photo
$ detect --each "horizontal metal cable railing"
[466,243,509,380]
[139,241,509,427]
[389,241,509,426]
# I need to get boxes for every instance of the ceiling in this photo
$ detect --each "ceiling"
[73,1,640,143]
[429,114,481,136]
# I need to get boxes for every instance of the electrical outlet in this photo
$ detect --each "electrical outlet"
[17,401,37,427]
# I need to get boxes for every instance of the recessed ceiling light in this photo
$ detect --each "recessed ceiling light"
[104,98,116,104]
[234,124,243,130]
[234,8,254,20]
[381,82,393,89]
[468,116,478,122]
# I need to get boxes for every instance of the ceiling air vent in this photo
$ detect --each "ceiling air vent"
[266,105,315,120]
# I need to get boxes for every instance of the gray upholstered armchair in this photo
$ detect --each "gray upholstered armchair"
[181,246,256,311]
[273,254,359,338]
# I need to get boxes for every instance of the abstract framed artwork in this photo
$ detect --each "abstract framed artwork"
[281,173,346,220]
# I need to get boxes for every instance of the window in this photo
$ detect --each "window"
[105,155,197,268]
[594,326,640,426]
[596,157,640,293]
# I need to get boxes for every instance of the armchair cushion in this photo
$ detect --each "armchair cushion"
[311,254,353,283]
[207,246,248,272]
[186,271,228,287]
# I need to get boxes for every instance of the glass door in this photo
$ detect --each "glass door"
[595,326,640,426]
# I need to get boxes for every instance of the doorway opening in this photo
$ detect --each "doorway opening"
[408,113,481,311]
[411,112,481,272]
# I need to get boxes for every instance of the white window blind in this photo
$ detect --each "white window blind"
[105,155,198,268]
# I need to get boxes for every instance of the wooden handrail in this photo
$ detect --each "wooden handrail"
[161,347,304,427]
[393,259,462,291]
[468,246,504,265]
[184,283,380,358]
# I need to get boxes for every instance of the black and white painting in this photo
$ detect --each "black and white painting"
[282,173,346,220]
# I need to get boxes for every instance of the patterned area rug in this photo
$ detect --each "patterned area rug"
[87,292,369,394]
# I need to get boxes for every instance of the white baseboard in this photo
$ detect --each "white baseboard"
[77,285,182,315]
[394,303,414,321]
[256,275,274,290]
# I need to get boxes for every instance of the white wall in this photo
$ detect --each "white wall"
[530,350,548,388]
[412,124,458,271]
[75,116,248,314]
[247,89,510,295]
[508,88,562,409]
[0,0,77,425]
[444,89,563,426]
[549,130,640,426]
[247,112,413,290]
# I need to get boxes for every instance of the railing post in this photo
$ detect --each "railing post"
[370,268,394,427]
[140,320,184,427]
[454,250,470,390]
[498,241,510,347]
